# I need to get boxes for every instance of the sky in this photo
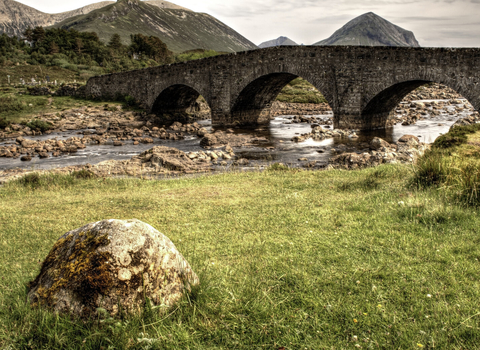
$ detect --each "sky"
[13,0,480,47]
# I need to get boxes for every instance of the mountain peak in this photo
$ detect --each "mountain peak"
[116,0,140,5]
[314,12,420,47]
[258,36,298,48]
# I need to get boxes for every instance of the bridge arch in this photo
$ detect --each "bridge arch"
[150,84,211,124]
[230,72,334,125]
[361,75,480,129]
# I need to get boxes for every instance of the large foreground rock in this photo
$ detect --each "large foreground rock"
[28,219,199,318]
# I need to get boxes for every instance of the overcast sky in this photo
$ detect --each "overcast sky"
[14,0,480,47]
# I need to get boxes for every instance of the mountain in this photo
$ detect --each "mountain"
[143,0,190,11]
[314,12,420,47]
[0,0,55,37]
[53,0,257,53]
[0,0,257,53]
[258,36,298,48]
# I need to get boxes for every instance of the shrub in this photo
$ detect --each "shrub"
[14,172,77,189]
[0,117,11,129]
[0,96,25,113]
[288,78,304,86]
[51,58,70,68]
[123,95,136,107]
[25,119,53,132]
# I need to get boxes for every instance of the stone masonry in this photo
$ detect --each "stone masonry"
[86,46,480,130]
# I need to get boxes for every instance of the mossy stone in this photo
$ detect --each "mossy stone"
[28,219,199,319]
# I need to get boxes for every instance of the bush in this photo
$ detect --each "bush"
[288,78,304,86]
[51,58,70,68]
[25,119,53,132]
[0,96,25,113]
[123,95,136,107]
[0,116,11,129]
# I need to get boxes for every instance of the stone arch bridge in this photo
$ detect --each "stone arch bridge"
[86,46,480,130]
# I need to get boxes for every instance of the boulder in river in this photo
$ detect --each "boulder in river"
[369,137,391,150]
[200,134,218,147]
[28,219,199,318]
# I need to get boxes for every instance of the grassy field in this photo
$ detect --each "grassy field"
[0,65,83,86]
[0,86,125,124]
[0,163,479,349]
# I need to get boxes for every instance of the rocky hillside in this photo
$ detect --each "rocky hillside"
[0,0,121,37]
[0,0,55,37]
[0,0,257,53]
[259,36,297,48]
[314,12,420,47]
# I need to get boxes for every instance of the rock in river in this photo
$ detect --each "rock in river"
[28,219,199,318]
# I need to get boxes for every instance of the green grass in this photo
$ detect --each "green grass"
[276,78,328,104]
[0,64,80,86]
[0,86,124,124]
[1,164,479,349]
[412,124,480,206]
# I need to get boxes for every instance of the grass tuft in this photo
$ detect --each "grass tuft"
[71,169,97,180]
[266,162,291,172]
[412,125,480,206]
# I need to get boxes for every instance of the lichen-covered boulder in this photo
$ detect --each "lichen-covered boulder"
[28,219,199,318]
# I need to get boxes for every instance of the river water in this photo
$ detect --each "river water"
[0,100,467,171]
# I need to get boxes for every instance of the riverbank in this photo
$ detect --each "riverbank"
[0,82,478,183]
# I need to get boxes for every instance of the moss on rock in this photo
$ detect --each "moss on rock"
[28,219,199,318]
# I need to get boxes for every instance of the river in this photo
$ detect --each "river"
[0,100,469,172]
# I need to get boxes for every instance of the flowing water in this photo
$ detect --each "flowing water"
[0,100,469,172]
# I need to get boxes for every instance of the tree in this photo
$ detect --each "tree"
[32,27,46,43]
[108,34,123,50]
[49,42,59,54]
[129,33,173,64]
[75,38,84,54]
[23,27,34,42]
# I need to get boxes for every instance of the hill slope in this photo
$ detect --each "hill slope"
[259,36,297,48]
[0,0,257,53]
[0,0,55,37]
[53,0,257,53]
[314,12,420,47]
